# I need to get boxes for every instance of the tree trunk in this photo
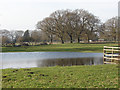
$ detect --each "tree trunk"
[69,35,73,43]
[50,35,53,44]
[78,37,80,43]
[60,37,64,44]
[50,38,53,44]
[87,37,90,43]
[114,36,117,42]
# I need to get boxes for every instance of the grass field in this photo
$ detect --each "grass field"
[2,43,119,88]
[2,64,118,88]
[1,43,118,52]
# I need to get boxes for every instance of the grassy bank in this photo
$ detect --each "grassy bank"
[2,64,118,88]
[2,43,117,52]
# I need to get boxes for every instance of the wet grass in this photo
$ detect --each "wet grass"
[2,43,117,53]
[2,64,118,88]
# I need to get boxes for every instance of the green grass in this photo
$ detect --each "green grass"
[1,43,118,53]
[2,64,118,88]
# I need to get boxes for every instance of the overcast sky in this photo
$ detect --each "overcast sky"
[0,0,119,31]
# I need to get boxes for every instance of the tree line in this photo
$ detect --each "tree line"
[0,9,118,46]
[37,9,118,44]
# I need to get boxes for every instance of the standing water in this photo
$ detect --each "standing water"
[1,52,103,69]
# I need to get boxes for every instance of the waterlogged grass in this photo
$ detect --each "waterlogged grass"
[2,64,118,88]
[2,43,117,52]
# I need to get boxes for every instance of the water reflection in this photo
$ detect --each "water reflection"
[37,57,103,67]
[2,52,103,69]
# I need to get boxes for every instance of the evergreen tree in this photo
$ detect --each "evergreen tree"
[23,30,30,42]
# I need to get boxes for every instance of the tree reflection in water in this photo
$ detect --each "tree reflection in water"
[36,57,103,67]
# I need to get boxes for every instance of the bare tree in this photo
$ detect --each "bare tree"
[64,10,76,43]
[98,17,118,42]
[105,17,118,42]
[50,10,67,44]
[15,30,24,43]
[37,10,67,44]
[31,30,42,44]
[74,9,90,43]
[98,23,108,41]
[84,13,100,43]
[37,9,101,44]
[2,36,10,46]
[0,29,11,46]
[37,17,55,43]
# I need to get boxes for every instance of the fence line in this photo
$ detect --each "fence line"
[103,46,120,64]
